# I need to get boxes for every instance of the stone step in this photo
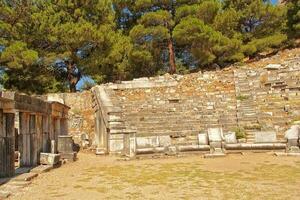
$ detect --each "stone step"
[237,113,257,117]
[237,109,256,113]
[136,130,201,137]
[136,126,199,132]
[128,120,238,128]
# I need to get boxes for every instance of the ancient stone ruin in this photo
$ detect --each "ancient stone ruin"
[90,50,300,157]
[1,49,300,184]
[0,91,70,178]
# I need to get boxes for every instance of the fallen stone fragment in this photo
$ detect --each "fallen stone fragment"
[30,165,53,174]
[13,172,38,182]
[274,152,300,157]
[40,153,60,165]
[204,153,226,158]
[264,64,282,70]
[0,191,11,199]
[8,181,31,187]
[95,148,106,155]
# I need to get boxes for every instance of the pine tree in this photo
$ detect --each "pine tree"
[287,0,300,38]
[0,0,119,93]
[113,0,204,75]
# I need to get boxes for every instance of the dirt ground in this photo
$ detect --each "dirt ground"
[8,152,300,200]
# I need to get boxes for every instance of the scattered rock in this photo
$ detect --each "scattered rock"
[40,153,61,166]
[264,64,282,70]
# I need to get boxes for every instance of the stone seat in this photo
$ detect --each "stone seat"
[225,131,287,151]
[135,133,211,155]
[136,130,200,137]
[225,143,286,150]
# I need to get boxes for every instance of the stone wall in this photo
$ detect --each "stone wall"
[91,48,300,154]
[46,91,94,146]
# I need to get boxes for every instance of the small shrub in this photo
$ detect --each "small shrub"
[236,95,249,101]
[232,127,246,139]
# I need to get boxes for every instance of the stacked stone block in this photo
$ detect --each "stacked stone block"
[92,53,300,154]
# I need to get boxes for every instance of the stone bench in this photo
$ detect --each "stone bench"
[225,143,286,150]
[225,131,286,151]
[135,134,210,155]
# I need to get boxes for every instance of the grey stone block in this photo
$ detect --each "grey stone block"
[40,153,60,165]
[285,125,299,140]
[287,139,298,147]
[177,145,210,152]
[164,146,178,156]
[224,132,237,144]
[254,131,277,143]
[198,133,208,145]
[109,139,124,153]
[204,153,226,158]
[95,148,106,155]
[210,141,222,149]
[60,152,77,161]
[158,136,171,147]
[208,128,223,142]
[288,146,300,153]
[275,152,300,157]
[136,136,159,148]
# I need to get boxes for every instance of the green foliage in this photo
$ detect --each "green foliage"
[236,95,249,101]
[0,0,118,93]
[233,127,246,139]
[173,17,243,66]
[287,0,300,38]
[0,42,38,69]
[242,33,288,56]
[0,0,296,94]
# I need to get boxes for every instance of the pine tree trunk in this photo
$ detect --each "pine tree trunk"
[69,83,77,93]
[66,62,79,93]
[168,38,176,74]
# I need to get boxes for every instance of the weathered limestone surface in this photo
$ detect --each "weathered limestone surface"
[254,131,277,143]
[0,92,69,178]
[46,92,94,146]
[40,153,60,165]
[90,48,300,154]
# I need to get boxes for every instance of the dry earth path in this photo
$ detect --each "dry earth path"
[7,152,300,200]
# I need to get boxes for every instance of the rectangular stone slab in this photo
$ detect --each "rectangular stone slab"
[198,133,208,145]
[136,136,159,148]
[30,165,53,174]
[60,152,77,161]
[224,132,237,144]
[158,136,171,147]
[204,153,226,158]
[254,131,277,143]
[40,153,60,165]
[14,172,38,182]
[208,128,223,142]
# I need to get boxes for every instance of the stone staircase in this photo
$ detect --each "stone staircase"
[91,72,239,153]
[234,69,261,143]
[90,52,300,154]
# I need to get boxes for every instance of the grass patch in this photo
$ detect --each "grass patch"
[236,95,249,101]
